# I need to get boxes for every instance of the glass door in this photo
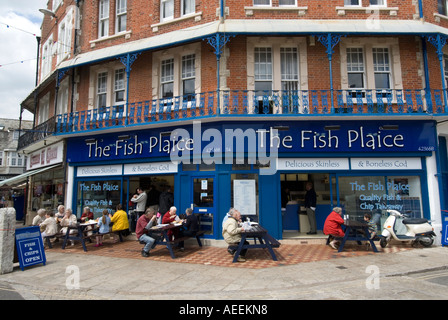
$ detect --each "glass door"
[192,176,215,237]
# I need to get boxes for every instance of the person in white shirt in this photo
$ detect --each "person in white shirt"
[131,187,147,218]
[40,212,58,241]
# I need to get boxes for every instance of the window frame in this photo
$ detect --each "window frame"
[161,0,174,21]
[99,0,110,38]
[115,0,127,33]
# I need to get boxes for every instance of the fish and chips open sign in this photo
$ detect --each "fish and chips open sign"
[15,226,46,271]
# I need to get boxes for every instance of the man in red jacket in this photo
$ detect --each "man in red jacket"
[323,207,345,249]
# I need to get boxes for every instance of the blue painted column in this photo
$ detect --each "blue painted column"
[426,34,448,112]
[204,33,233,115]
[316,34,343,114]
[118,53,140,125]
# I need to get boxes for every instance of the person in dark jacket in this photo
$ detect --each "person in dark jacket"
[158,186,174,216]
[178,208,199,251]
[304,182,317,234]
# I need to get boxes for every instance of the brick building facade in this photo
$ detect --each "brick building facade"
[18,0,448,243]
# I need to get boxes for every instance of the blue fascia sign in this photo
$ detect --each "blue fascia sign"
[66,120,436,164]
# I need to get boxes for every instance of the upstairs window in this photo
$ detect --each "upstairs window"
[99,0,110,38]
[182,54,196,100]
[373,48,391,89]
[254,47,273,94]
[116,0,127,33]
[97,72,108,108]
[279,0,296,5]
[161,59,174,99]
[344,0,386,6]
[114,69,126,105]
[182,0,195,15]
[438,0,448,15]
[281,47,299,91]
[347,48,365,90]
[161,0,174,21]
[254,0,270,5]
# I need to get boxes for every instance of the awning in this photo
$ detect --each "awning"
[0,164,61,187]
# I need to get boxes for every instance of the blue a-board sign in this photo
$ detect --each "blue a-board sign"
[15,226,46,271]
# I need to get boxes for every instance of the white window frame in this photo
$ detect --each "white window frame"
[369,0,387,7]
[41,35,53,80]
[346,47,366,90]
[116,0,127,33]
[114,68,126,106]
[181,54,196,98]
[340,38,403,100]
[38,94,50,125]
[57,77,70,115]
[99,0,110,38]
[344,0,361,6]
[182,0,195,16]
[89,63,127,112]
[247,37,308,114]
[372,47,391,90]
[152,43,201,106]
[161,0,174,21]
[253,0,271,6]
[0,151,3,167]
[57,9,73,64]
[279,0,297,6]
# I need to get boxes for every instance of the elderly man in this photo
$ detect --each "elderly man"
[136,207,158,257]
[222,208,248,262]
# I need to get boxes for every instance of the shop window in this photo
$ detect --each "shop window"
[337,175,423,221]
[76,180,122,218]
[31,168,64,212]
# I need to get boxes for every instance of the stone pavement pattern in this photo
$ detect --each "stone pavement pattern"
[1,235,447,300]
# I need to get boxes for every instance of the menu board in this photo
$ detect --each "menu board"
[233,180,256,216]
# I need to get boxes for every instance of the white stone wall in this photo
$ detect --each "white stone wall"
[0,207,16,274]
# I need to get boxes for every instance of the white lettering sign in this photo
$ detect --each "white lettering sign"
[277,158,349,171]
[123,162,178,175]
[77,165,122,177]
[351,158,421,170]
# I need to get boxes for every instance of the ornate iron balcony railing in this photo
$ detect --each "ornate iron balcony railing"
[18,116,56,151]
[51,88,446,135]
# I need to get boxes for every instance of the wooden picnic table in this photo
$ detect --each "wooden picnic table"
[231,224,281,263]
[337,220,378,253]
[147,223,204,259]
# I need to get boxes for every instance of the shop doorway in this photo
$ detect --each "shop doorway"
[192,176,215,237]
[281,173,335,239]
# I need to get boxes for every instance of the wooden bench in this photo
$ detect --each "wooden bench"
[44,233,65,248]
[87,229,124,242]
[170,230,206,247]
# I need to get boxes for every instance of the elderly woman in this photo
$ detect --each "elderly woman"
[60,208,78,245]
[32,208,46,226]
[222,208,247,262]
[323,207,345,250]
[55,205,65,220]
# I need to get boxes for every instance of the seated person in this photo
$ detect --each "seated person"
[178,208,199,251]
[162,206,179,241]
[222,208,247,262]
[40,211,58,242]
[109,204,130,242]
[32,208,46,226]
[364,213,378,240]
[323,207,345,250]
[80,206,94,222]
[136,207,158,257]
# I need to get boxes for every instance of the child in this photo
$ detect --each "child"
[364,213,377,240]
[96,209,111,247]
[40,211,58,243]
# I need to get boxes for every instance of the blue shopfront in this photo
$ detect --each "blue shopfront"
[66,119,437,240]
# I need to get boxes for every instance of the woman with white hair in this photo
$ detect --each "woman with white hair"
[32,208,46,226]
[60,208,78,245]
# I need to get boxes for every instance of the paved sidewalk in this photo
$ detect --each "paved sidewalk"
[1,235,447,300]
